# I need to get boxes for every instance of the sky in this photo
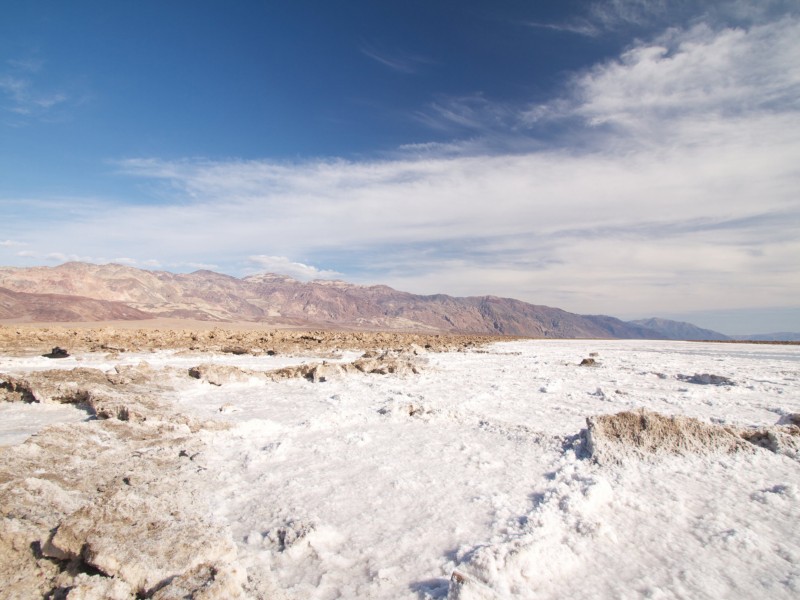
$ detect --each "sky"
[1,0,799,334]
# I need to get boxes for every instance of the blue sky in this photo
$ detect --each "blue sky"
[1,1,799,334]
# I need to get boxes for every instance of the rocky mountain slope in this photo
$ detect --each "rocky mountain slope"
[0,286,151,322]
[0,262,663,338]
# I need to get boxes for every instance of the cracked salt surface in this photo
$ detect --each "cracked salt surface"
[3,339,800,598]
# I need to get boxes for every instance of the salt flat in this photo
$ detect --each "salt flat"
[1,339,799,599]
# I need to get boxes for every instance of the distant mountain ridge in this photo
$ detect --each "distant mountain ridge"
[0,263,796,341]
[628,317,730,341]
[733,332,800,342]
[628,317,800,342]
[0,262,660,338]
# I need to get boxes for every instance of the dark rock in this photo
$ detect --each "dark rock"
[43,347,70,359]
[579,358,596,366]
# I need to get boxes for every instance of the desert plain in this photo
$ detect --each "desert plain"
[1,324,799,599]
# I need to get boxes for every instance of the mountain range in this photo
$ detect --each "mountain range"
[0,263,796,341]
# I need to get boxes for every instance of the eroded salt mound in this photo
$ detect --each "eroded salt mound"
[0,367,250,599]
[583,409,800,464]
[188,349,424,386]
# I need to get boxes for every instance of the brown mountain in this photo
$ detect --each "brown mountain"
[0,262,661,338]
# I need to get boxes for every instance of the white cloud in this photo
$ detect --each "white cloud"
[247,256,342,281]
[524,17,800,138]
[570,20,800,132]
[44,252,96,263]
[4,14,799,322]
[183,262,220,271]
[111,257,138,266]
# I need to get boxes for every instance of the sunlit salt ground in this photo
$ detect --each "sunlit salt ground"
[3,340,800,598]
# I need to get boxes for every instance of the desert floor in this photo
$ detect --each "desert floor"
[1,327,799,599]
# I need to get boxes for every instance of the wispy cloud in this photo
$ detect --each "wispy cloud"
[524,21,603,37]
[4,13,799,322]
[6,58,44,72]
[359,42,434,74]
[413,94,519,135]
[0,57,70,123]
[526,0,675,38]
[526,0,798,38]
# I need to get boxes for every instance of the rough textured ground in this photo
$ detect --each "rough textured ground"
[0,328,479,598]
[0,325,497,357]
[1,334,799,599]
[0,364,248,599]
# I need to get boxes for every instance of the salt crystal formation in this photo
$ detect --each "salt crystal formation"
[0,366,247,598]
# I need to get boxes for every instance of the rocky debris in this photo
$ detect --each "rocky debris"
[0,325,495,357]
[579,358,597,366]
[676,373,735,386]
[44,346,70,358]
[584,410,752,463]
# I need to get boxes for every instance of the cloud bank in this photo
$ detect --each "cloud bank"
[2,11,799,326]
